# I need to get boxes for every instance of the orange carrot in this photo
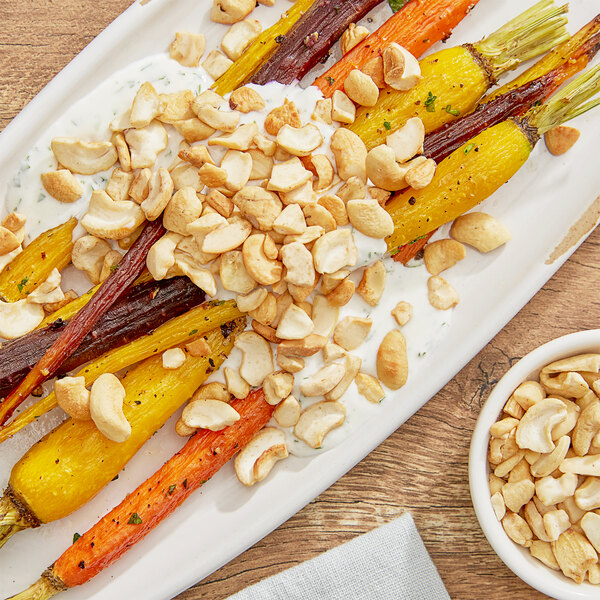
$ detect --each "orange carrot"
[314,0,480,96]
[10,390,274,599]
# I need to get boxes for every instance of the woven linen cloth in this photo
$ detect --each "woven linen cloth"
[226,513,450,600]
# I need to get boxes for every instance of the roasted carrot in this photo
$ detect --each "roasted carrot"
[386,64,600,254]
[349,0,569,150]
[0,318,245,547]
[6,390,274,599]
[0,218,76,302]
[314,0,480,96]
[0,219,165,426]
[393,20,600,263]
[212,0,315,96]
[0,277,205,399]
[251,0,383,86]
[0,299,242,445]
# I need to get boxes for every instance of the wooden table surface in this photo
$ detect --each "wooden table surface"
[2,2,599,598]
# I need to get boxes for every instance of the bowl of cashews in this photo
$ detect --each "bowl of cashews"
[470,329,600,599]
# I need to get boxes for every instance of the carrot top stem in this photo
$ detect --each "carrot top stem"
[474,0,569,79]
[529,63,600,133]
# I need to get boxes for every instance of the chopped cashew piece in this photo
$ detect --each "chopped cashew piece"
[141,168,174,221]
[182,398,240,431]
[162,348,186,370]
[146,232,181,280]
[450,212,511,253]
[535,473,578,506]
[581,512,600,553]
[242,234,283,285]
[220,250,256,294]
[312,229,357,274]
[543,510,571,541]
[312,98,333,124]
[545,125,580,156]
[560,455,600,476]
[274,395,301,427]
[382,43,421,90]
[377,330,408,390]
[391,301,412,326]
[267,157,313,193]
[491,492,506,521]
[427,276,459,310]
[82,190,145,240]
[355,373,385,403]
[234,331,274,386]
[55,376,91,421]
[531,435,571,478]
[224,367,251,400]
[333,317,372,351]
[72,235,112,284]
[163,187,203,235]
[516,398,568,453]
[331,90,356,124]
[273,204,307,235]
[237,288,268,313]
[294,401,346,448]
[51,138,117,175]
[265,99,301,135]
[233,186,282,231]
[125,121,168,169]
[170,32,206,67]
[277,124,323,157]
[26,268,64,305]
[276,303,314,340]
[300,364,346,397]
[0,300,43,339]
[221,19,262,60]
[278,334,327,357]
[344,69,379,107]
[424,239,466,276]
[89,373,131,443]
[347,199,394,239]
[130,82,161,128]
[572,400,600,456]
[502,479,535,513]
[341,23,369,54]
[277,353,305,373]
[281,242,315,288]
[575,477,600,511]
[513,380,546,410]
[530,540,560,570]
[386,117,425,163]
[211,0,255,24]
[366,144,409,191]
[263,371,294,406]
[502,512,533,547]
[405,158,436,190]
[185,337,211,357]
[552,529,598,583]
[311,295,339,338]
[201,216,252,254]
[357,260,386,306]
[229,86,265,113]
[234,427,288,486]
[41,170,83,204]
[326,354,361,401]
[330,128,367,182]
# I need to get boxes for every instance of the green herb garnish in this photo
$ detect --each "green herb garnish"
[325,76,335,86]
[383,121,392,130]
[167,484,176,496]
[17,277,28,293]
[73,532,81,544]
[189,329,199,336]
[424,92,437,112]
[464,143,475,154]
[445,104,460,117]
[388,0,408,12]
[128,512,143,525]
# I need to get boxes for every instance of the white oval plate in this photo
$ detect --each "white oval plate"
[1,1,600,598]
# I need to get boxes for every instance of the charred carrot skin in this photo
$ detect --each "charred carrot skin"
[0,277,205,398]
[252,0,383,86]
[0,219,165,425]
[51,390,273,589]
[314,0,480,96]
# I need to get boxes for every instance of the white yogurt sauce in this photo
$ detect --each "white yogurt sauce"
[2,51,453,459]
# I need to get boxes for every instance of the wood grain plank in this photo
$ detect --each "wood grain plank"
[3,2,599,599]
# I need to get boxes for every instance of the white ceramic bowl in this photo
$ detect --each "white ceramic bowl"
[469,329,600,600]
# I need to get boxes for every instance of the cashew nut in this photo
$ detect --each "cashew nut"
[423,239,466,276]
[40,170,83,204]
[343,69,379,107]
[234,331,274,386]
[331,90,356,124]
[300,363,346,397]
[274,395,301,428]
[242,233,283,285]
[294,401,346,448]
[263,371,294,406]
[346,198,394,239]
[51,138,117,175]
[54,376,91,421]
[81,190,145,240]
[72,235,112,284]
[377,330,408,390]
[386,117,425,164]
[234,427,288,486]
[89,373,131,443]
[276,124,323,157]
[330,128,367,182]
[276,303,314,340]
[450,212,511,253]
